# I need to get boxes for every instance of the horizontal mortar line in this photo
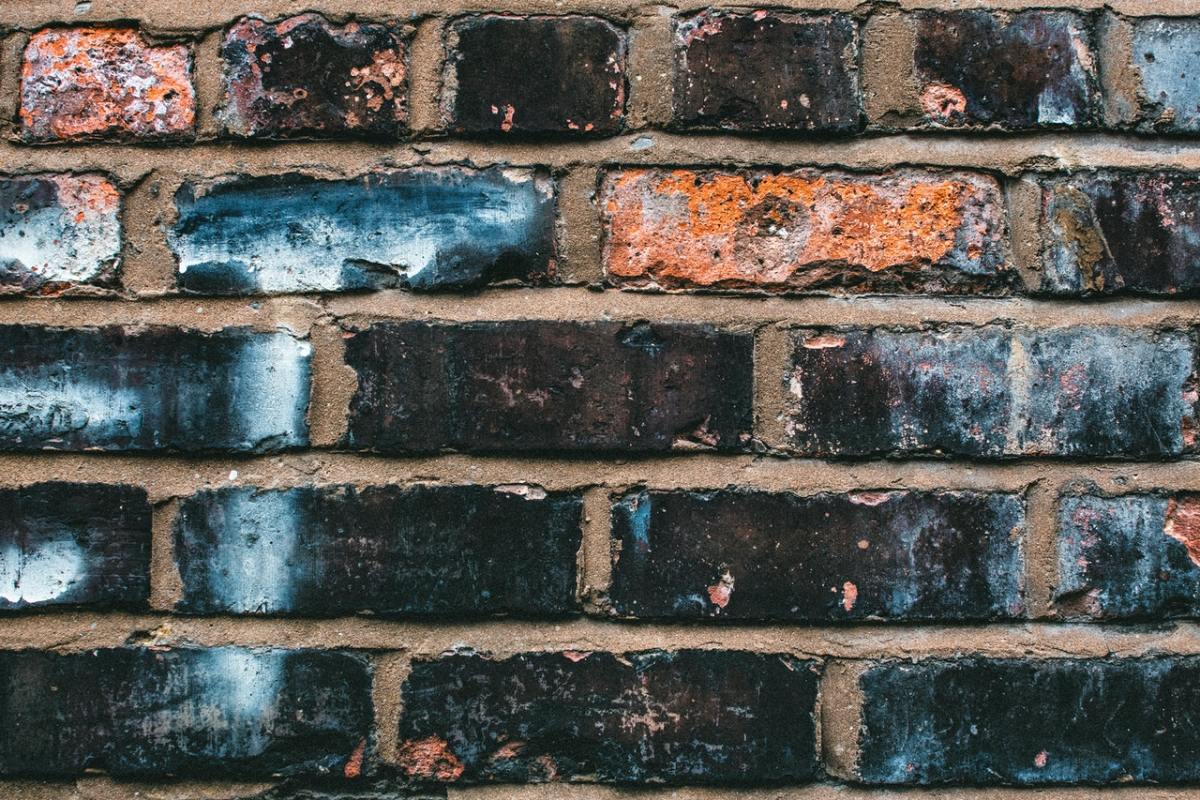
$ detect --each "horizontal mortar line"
[446,786,1200,800]
[1,452,1199,499]
[3,0,1200,31]
[2,615,1200,658]
[12,132,1200,176]
[7,291,1200,328]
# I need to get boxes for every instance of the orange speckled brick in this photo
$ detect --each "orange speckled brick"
[20,27,195,142]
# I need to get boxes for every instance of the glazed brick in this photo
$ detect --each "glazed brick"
[913,11,1097,129]
[443,16,625,135]
[608,489,1025,621]
[785,326,1198,458]
[170,169,555,294]
[673,11,860,132]
[175,484,582,616]
[0,174,121,293]
[20,27,195,142]
[396,650,818,783]
[601,168,1010,294]
[1040,172,1200,296]
[1119,19,1200,133]
[221,14,407,139]
[0,482,150,610]
[857,657,1200,784]
[0,326,309,452]
[344,321,752,453]
[0,647,371,777]
[1056,493,1200,619]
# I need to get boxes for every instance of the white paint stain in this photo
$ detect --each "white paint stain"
[0,533,84,604]
[226,334,311,450]
[0,175,120,284]
[207,490,302,613]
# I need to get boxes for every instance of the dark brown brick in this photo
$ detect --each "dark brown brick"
[1040,171,1200,296]
[785,326,1198,458]
[857,657,1200,784]
[221,14,407,139]
[608,489,1025,621]
[673,11,860,132]
[175,484,581,617]
[0,647,372,777]
[344,321,752,453]
[396,650,818,783]
[0,482,150,610]
[912,11,1097,130]
[443,15,626,135]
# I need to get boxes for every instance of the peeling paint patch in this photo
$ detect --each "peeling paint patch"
[221,14,408,139]
[20,27,195,142]
[0,647,372,776]
[0,326,310,452]
[913,11,1097,129]
[170,169,556,294]
[174,484,581,616]
[858,657,1200,784]
[786,326,1197,458]
[445,16,626,136]
[602,168,1009,295]
[398,650,818,783]
[0,174,121,292]
[1056,493,1200,619]
[673,11,860,132]
[609,489,1024,620]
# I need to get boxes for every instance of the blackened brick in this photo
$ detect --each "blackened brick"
[913,11,1097,129]
[0,326,309,452]
[602,167,1010,294]
[222,14,407,139]
[0,482,150,610]
[0,174,121,293]
[170,169,555,294]
[858,657,1200,784]
[1040,172,1200,296]
[397,650,818,783]
[0,647,372,777]
[345,321,752,453]
[175,484,581,616]
[20,27,195,142]
[785,326,1198,458]
[444,16,626,135]
[1056,492,1200,619]
[609,489,1025,621]
[674,11,860,132]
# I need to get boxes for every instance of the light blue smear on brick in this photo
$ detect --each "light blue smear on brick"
[1132,19,1200,132]
[170,167,554,294]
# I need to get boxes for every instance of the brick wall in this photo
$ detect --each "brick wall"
[1,2,1199,800]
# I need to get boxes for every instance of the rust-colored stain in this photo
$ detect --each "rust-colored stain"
[920,82,968,121]
[343,737,366,778]
[603,168,1004,290]
[396,735,466,781]
[20,27,195,141]
[1165,497,1200,568]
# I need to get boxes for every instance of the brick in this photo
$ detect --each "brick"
[175,484,582,616]
[608,489,1025,621]
[345,321,752,453]
[0,647,371,777]
[397,650,818,783]
[443,16,625,135]
[1120,19,1200,133]
[1056,492,1200,619]
[912,11,1097,129]
[221,14,407,139]
[20,27,195,142]
[601,168,1010,294]
[785,326,1198,458]
[0,482,150,610]
[0,326,309,452]
[1040,171,1200,296]
[857,657,1200,784]
[235,786,443,800]
[673,11,860,132]
[170,169,555,294]
[0,174,121,293]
